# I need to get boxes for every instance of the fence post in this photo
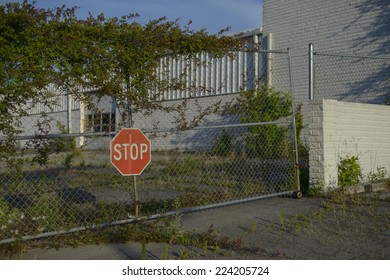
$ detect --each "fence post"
[309,43,314,100]
[253,33,259,87]
[287,48,301,195]
[266,33,273,87]
[67,92,72,133]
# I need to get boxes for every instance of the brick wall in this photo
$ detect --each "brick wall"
[309,99,390,189]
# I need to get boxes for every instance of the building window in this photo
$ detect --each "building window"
[86,112,116,132]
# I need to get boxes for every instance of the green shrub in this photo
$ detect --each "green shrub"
[307,185,323,198]
[237,84,292,159]
[27,193,62,232]
[243,125,290,159]
[338,155,362,187]
[63,153,74,169]
[213,129,233,157]
[0,197,22,238]
[52,122,76,153]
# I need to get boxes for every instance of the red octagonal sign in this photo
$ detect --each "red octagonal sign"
[110,128,151,176]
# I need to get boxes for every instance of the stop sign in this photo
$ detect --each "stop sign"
[110,128,151,175]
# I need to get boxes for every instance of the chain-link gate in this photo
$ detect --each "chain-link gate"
[0,49,300,244]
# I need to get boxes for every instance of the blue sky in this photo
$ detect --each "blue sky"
[1,0,263,34]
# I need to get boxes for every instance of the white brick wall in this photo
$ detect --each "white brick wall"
[308,100,325,184]
[309,99,390,189]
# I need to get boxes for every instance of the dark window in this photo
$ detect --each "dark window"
[86,112,116,133]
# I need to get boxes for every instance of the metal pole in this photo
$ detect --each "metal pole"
[287,48,301,194]
[266,33,273,87]
[67,92,72,133]
[309,43,314,100]
[134,176,139,219]
[253,33,259,87]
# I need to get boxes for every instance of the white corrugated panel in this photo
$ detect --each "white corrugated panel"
[152,48,259,100]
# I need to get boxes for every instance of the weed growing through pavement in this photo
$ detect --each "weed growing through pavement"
[178,249,189,260]
[279,210,285,228]
[367,166,388,183]
[140,241,147,259]
[307,184,324,198]
[248,221,257,233]
[160,245,169,260]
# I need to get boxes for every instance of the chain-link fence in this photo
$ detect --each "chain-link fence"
[311,50,390,104]
[0,49,300,243]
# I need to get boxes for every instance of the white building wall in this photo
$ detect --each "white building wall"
[131,93,240,151]
[263,0,390,145]
[263,0,389,99]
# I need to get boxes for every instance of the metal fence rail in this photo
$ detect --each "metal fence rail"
[0,50,299,244]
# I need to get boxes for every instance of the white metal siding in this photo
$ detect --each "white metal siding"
[26,84,81,115]
[152,34,262,100]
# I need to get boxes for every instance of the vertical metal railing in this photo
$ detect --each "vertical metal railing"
[308,43,314,100]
